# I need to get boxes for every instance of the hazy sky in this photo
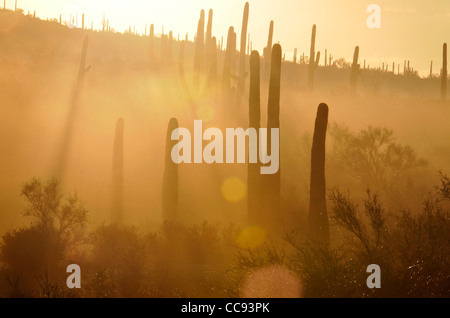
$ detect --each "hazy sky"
[10,0,450,75]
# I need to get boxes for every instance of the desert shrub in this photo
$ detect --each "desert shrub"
[329,125,428,207]
[86,224,147,297]
[328,185,449,297]
[0,178,88,297]
[390,197,449,297]
[438,171,450,200]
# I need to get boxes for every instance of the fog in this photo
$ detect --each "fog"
[0,7,448,298]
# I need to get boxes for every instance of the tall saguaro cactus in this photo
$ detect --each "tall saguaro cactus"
[56,36,90,177]
[205,9,213,66]
[222,26,235,107]
[194,10,205,92]
[442,43,447,101]
[263,20,274,77]
[162,118,179,221]
[206,9,213,47]
[308,103,329,244]
[248,51,261,225]
[264,44,282,231]
[350,46,360,92]
[235,2,250,109]
[149,24,154,62]
[308,24,317,91]
[112,118,125,223]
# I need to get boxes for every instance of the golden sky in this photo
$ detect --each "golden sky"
[9,0,450,75]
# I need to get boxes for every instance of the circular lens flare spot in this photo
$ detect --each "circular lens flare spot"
[241,265,302,298]
[221,177,246,202]
[236,226,266,249]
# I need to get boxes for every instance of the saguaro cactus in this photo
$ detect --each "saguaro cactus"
[162,118,179,221]
[263,20,274,77]
[308,103,329,244]
[350,46,360,92]
[264,44,282,231]
[194,10,205,92]
[112,118,125,223]
[206,9,213,46]
[248,51,261,225]
[235,2,250,109]
[149,24,154,61]
[205,9,213,65]
[308,24,317,90]
[76,36,90,88]
[56,36,90,177]
[442,43,447,101]
[222,26,235,107]
[168,31,173,60]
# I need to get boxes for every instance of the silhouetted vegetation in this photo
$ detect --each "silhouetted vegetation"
[0,3,449,298]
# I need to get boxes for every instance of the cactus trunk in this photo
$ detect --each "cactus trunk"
[194,10,205,92]
[112,118,125,223]
[162,118,179,221]
[308,103,329,244]
[442,43,447,101]
[205,9,213,67]
[308,24,316,91]
[235,2,250,109]
[350,46,360,92]
[56,36,89,177]
[263,21,274,78]
[149,24,154,62]
[248,51,261,225]
[264,44,281,232]
[222,26,235,107]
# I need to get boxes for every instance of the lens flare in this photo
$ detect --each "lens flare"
[221,177,246,202]
[241,265,302,298]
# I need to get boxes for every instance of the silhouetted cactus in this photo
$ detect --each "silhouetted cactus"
[149,24,154,61]
[112,118,124,223]
[56,35,90,177]
[168,31,173,60]
[308,103,329,244]
[235,2,249,109]
[263,21,274,77]
[350,46,360,92]
[430,61,433,78]
[77,36,90,87]
[162,118,179,221]
[308,24,316,90]
[264,44,281,231]
[194,9,205,92]
[204,36,218,94]
[222,26,235,107]
[206,9,213,41]
[205,9,213,65]
[442,43,447,101]
[248,50,261,225]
